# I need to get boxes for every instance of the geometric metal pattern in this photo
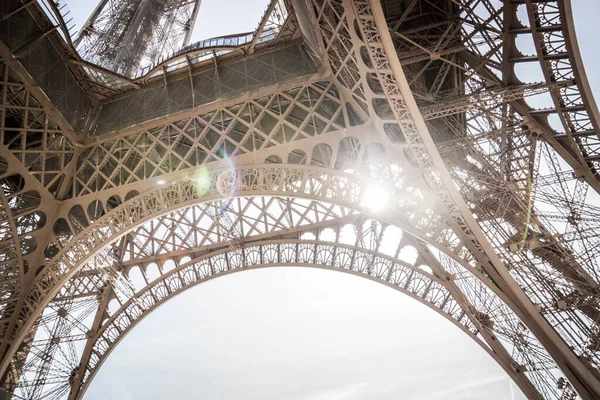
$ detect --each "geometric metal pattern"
[88,45,316,135]
[1,0,600,399]
[0,58,74,195]
[4,197,574,399]
[75,0,202,77]
[524,2,600,181]
[75,80,349,195]
[0,161,578,399]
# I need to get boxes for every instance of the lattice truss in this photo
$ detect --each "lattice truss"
[0,58,75,196]
[75,1,300,100]
[5,157,576,400]
[370,0,600,366]
[252,0,295,46]
[0,52,74,380]
[74,80,352,195]
[75,0,201,77]
[6,203,573,400]
[1,0,600,399]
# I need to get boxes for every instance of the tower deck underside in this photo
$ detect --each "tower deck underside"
[1,0,600,399]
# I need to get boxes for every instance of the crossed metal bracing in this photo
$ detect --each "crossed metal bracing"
[7,208,575,399]
[0,58,75,197]
[1,189,577,400]
[373,0,600,365]
[380,0,600,191]
[1,0,600,399]
[75,79,354,195]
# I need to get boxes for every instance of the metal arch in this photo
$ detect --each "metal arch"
[7,197,575,399]
[8,196,360,399]
[2,0,600,398]
[69,239,543,400]
[5,164,483,344]
[0,163,505,375]
[62,197,358,270]
[40,128,414,298]
[0,163,584,398]
[25,0,592,356]
[5,33,600,390]
[10,193,565,399]
[5,195,361,398]
[47,192,482,304]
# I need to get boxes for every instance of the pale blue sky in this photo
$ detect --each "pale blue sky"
[59,0,600,399]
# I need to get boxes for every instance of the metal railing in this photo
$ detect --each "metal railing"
[38,0,77,44]
[135,27,279,78]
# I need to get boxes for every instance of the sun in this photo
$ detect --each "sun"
[361,183,390,212]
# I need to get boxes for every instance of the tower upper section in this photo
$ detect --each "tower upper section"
[74,0,202,77]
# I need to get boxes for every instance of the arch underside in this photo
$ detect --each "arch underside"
[32,159,600,381]
[1,0,600,399]
[10,196,560,400]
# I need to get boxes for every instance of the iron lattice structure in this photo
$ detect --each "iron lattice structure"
[0,0,599,399]
[74,0,202,77]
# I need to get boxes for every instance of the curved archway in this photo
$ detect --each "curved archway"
[4,165,572,400]
[19,165,471,342]
[74,240,539,399]
[0,0,598,399]
[85,268,527,400]
[87,268,532,400]
[9,193,570,400]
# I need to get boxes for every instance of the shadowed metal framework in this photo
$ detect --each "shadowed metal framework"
[0,0,600,399]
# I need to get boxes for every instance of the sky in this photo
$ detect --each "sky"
[84,268,524,400]
[58,0,600,399]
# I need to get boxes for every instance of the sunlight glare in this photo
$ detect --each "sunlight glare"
[361,183,390,212]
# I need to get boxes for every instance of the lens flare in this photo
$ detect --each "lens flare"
[183,147,238,215]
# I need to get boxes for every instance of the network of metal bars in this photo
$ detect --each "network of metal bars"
[0,0,599,399]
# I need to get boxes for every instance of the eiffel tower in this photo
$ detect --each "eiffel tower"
[0,0,599,398]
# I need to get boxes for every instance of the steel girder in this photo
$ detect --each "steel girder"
[1,0,600,399]
[5,195,565,400]
[0,161,582,399]
[74,0,202,77]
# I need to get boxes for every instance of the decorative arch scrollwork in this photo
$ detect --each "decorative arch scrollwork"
[73,240,492,398]
[5,188,573,400]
